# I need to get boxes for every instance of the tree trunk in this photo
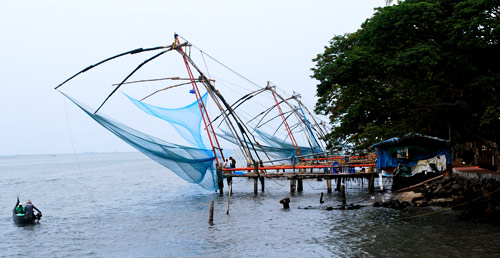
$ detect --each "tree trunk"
[484,140,500,172]
[473,142,480,166]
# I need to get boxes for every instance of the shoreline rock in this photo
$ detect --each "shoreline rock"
[374,174,500,222]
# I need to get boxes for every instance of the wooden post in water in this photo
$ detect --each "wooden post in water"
[320,192,324,204]
[218,179,224,196]
[280,198,290,209]
[297,178,303,193]
[290,176,296,193]
[258,160,265,193]
[209,200,214,223]
[326,179,332,193]
[336,177,341,191]
[254,177,258,194]
[340,185,346,205]
[227,176,233,195]
[226,182,232,215]
[368,167,375,194]
[217,169,223,196]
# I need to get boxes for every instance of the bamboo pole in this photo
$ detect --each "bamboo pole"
[226,182,232,215]
[340,185,346,205]
[369,170,375,194]
[254,177,258,194]
[209,200,214,223]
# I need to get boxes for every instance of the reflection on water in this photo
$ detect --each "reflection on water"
[1,153,500,257]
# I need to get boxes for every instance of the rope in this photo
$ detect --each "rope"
[62,96,104,214]
[200,50,212,79]
[178,35,262,90]
[263,180,286,192]
[305,178,322,190]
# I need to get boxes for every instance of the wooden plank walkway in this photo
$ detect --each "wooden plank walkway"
[223,171,374,179]
[219,170,377,195]
[216,158,377,194]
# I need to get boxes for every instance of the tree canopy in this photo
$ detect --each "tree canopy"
[312,0,500,160]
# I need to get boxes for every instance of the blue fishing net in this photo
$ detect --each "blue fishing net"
[297,104,323,153]
[215,130,293,159]
[216,129,313,160]
[254,129,314,157]
[124,92,209,149]
[61,92,218,191]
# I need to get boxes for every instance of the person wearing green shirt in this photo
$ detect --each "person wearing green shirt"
[15,203,25,214]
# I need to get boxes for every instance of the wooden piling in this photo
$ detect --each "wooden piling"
[320,192,324,204]
[280,198,290,209]
[254,177,258,194]
[340,185,346,205]
[209,200,214,223]
[217,169,223,196]
[368,170,375,194]
[226,176,232,195]
[218,179,224,196]
[336,177,341,191]
[260,176,265,192]
[227,182,232,215]
[297,178,303,192]
[290,176,296,193]
[326,179,332,193]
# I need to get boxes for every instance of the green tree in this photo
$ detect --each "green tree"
[312,0,500,170]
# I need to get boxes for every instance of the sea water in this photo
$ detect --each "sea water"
[1,152,500,257]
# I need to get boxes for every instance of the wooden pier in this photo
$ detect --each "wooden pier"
[216,154,378,195]
[219,161,377,194]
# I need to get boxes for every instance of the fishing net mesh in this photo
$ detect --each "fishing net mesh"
[63,92,218,191]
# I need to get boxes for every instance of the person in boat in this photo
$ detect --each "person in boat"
[15,202,25,215]
[25,200,42,219]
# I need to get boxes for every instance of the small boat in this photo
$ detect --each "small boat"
[12,199,42,225]
[13,210,36,225]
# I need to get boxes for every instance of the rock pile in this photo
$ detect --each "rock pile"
[375,174,500,222]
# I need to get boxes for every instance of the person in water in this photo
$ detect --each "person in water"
[15,202,25,214]
[25,200,42,219]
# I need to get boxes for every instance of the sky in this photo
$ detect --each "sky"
[0,0,386,156]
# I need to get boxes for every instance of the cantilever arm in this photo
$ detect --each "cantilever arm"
[54,45,172,90]
[94,48,173,114]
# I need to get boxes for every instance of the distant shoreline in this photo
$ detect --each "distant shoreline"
[0,151,140,158]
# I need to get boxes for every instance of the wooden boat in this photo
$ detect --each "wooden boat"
[12,210,37,225]
[13,199,42,225]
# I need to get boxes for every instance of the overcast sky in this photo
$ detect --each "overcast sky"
[0,0,385,156]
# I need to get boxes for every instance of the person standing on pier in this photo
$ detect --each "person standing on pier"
[227,157,236,189]
[229,157,236,169]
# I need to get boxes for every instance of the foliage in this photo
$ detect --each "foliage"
[312,0,500,153]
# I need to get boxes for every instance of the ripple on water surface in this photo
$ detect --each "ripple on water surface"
[1,153,500,257]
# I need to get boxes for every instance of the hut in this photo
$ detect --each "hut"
[373,133,452,191]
